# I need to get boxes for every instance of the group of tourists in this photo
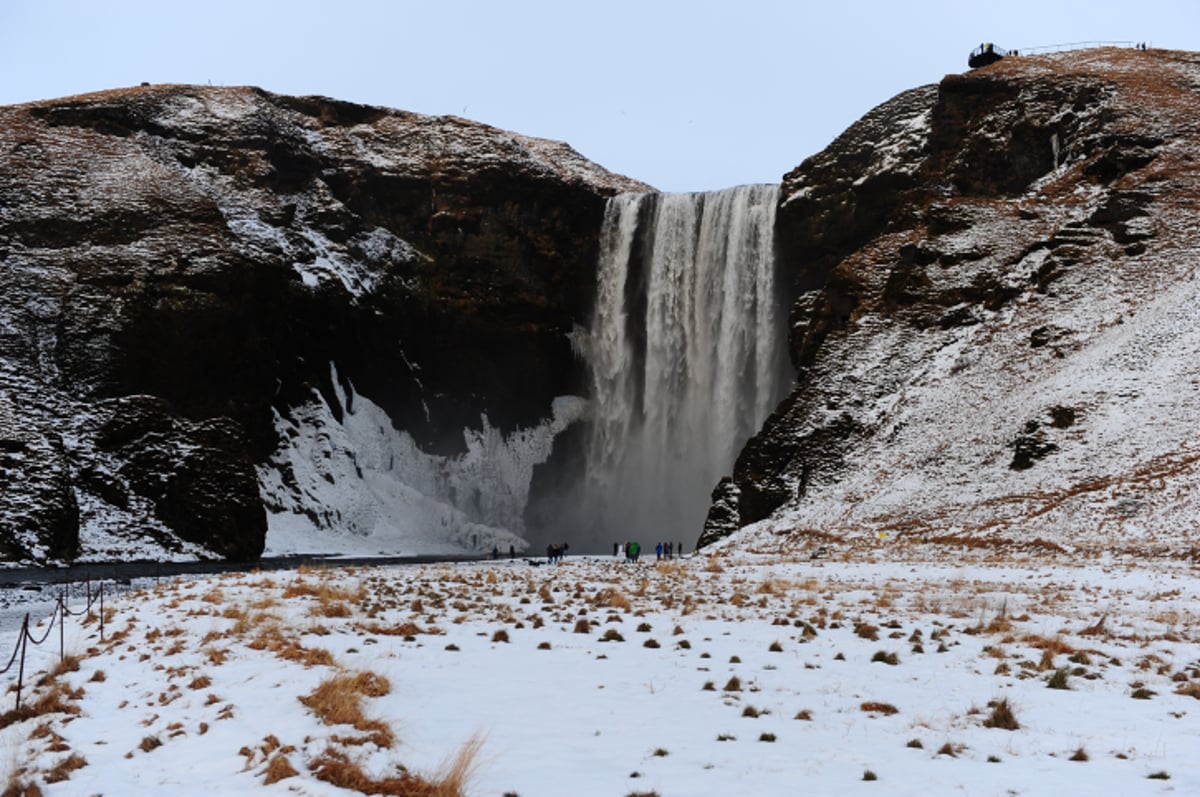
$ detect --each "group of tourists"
[610,541,685,562]
[616,541,642,562]
[546,542,569,563]
[654,541,683,560]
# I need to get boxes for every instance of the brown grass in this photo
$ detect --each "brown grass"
[854,623,880,641]
[45,656,81,681]
[1174,682,1200,699]
[983,697,1019,730]
[308,733,483,797]
[249,627,335,667]
[356,621,430,637]
[43,753,86,784]
[300,671,394,748]
[860,702,899,716]
[1025,634,1075,656]
[282,577,366,604]
[592,588,632,612]
[0,681,84,730]
[309,748,439,795]
[263,753,299,784]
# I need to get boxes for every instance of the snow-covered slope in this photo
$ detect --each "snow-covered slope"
[710,47,1200,559]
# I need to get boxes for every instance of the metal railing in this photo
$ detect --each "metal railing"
[1013,40,1140,56]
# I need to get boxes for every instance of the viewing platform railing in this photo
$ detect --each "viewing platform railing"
[1013,40,1140,56]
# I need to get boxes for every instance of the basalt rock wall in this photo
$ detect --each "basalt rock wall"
[0,85,645,563]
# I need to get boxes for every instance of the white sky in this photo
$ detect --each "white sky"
[1,0,1195,191]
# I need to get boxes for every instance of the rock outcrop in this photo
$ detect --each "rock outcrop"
[703,48,1200,557]
[0,84,645,563]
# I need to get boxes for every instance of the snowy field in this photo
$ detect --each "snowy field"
[1,551,1198,796]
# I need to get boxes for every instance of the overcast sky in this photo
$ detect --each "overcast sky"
[2,1,1195,191]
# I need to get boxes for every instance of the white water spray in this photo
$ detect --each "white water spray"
[571,184,791,548]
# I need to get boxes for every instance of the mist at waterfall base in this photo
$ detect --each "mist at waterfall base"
[527,185,792,554]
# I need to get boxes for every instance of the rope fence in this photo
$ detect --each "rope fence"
[0,579,108,712]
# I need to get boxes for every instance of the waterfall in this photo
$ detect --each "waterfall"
[566,184,791,550]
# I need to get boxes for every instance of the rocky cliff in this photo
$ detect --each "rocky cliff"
[0,84,645,563]
[703,47,1200,558]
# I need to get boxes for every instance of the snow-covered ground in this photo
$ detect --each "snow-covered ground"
[2,550,1197,795]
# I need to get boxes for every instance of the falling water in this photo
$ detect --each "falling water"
[569,184,791,550]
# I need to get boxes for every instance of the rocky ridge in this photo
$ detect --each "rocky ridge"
[0,84,645,563]
[703,47,1200,559]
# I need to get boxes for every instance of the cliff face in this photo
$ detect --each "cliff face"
[704,48,1200,557]
[0,85,645,563]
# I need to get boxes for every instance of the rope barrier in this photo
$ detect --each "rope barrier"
[0,579,111,710]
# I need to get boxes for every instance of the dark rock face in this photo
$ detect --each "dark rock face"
[0,394,78,561]
[89,396,264,560]
[0,84,645,563]
[706,48,1200,553]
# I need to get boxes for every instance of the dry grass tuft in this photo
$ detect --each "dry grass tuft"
[0,681,83,730]
[309,747,435,794]
[46,656,81,681]
[263,752,299,784]
[1046,668,1071,690]
[592,588,632,612]
[249,627,335,668]
[860,702,899,716]
[1024,634,1075,656]
[854,623,880,641]
[433,731,486,796]
[983,697,1019,730]
[300,671,394,748]
[43,753,87,784]
[1079,613,1108,637]
[308,733,483,797]
[1174,682,1200,699]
